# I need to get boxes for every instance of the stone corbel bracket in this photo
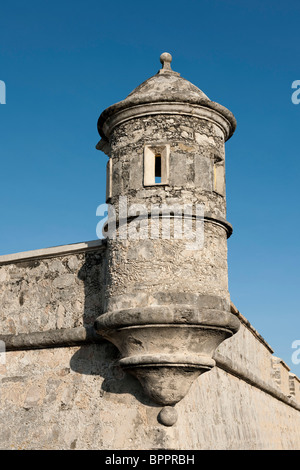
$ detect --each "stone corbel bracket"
[95,305,240,426]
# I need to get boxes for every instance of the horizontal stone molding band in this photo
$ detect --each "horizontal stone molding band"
[214,352,300,412]
[94,306,240,334]
[104,212,233,238]
[119,353,216,369]
[204,213,233,238]
[98,101,236,142]
[0,326,103,351]
[1,325,299,412]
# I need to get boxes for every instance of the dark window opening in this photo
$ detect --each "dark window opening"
[155,153,162,183]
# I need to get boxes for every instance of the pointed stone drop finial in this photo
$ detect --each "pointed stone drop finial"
[160,52,173,71]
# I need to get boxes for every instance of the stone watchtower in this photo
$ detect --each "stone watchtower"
[95,53,240,426]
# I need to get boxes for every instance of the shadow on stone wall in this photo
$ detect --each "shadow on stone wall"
[69,247,156,408]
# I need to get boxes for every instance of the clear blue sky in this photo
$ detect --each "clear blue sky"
[1,0,300,373]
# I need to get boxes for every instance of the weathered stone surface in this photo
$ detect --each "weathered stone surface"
[108,114,227,219]
[0,248,106,335]
[0,338,299,450]
[0,246,299,448]
[0,53,299,449]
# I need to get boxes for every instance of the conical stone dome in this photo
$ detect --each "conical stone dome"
[97,53,236,143]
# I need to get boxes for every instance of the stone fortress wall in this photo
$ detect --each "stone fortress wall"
[0,242,299,450]
[1,52,299,450]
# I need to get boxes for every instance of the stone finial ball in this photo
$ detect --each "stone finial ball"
[158,406,178,426]
[160,52,172,65]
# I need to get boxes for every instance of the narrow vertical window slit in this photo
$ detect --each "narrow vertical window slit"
[155,153,162,183]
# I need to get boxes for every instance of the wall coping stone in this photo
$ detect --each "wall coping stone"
[0,239,105,265]
[230,302,274,354]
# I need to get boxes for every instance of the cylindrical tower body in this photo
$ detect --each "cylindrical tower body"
[95,53,239,424]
